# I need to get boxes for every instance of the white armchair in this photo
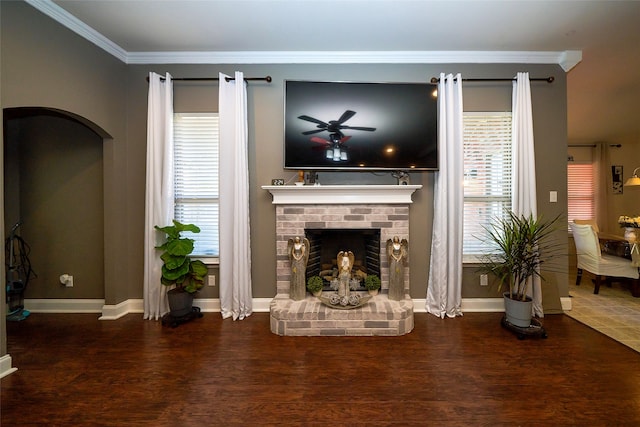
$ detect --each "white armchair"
[570,222,639,294]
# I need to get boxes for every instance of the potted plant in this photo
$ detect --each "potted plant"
[306,275,324,297]
[155,220,208,317]
[478,211,561,327]
[364,274,381,295]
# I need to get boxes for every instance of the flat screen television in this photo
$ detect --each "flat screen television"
[284,80,438,171]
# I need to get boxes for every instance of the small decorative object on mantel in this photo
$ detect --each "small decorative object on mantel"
[386,236,408,300]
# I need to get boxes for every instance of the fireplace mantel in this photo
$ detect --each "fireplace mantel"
[262,184,422,205]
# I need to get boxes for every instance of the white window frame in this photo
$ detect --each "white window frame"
[462,112,513,263]
[173,112,220,263]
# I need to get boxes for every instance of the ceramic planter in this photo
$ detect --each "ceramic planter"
[503,292,532,328]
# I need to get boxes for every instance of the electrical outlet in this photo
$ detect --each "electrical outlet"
[60,274,73,287]
[208,275,216,286]
[480,274,488,287]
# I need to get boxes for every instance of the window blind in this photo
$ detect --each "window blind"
[567,162,595,227]
[173,113,219,257]
[463,112,513,256]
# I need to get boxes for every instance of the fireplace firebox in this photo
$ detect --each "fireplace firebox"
[305,228,380,290]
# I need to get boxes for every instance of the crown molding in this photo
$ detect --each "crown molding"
[558,50,583,72]
[126,50,581,69]
[27,0,582,70]
[25,0,128,62]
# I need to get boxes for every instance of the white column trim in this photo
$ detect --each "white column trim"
[0,354,18,379]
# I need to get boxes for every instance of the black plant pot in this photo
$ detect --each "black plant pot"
[167,288,194,317]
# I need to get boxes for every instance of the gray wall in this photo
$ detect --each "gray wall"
[1,1,129,308]
[126,63,568,312]
[1,0,570,350]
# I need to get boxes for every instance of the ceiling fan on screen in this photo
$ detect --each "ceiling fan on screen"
[298,110,376,161]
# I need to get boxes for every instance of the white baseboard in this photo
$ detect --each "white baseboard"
[192,297,272,313]
[411,298,505,313]
[25,299,105,313]
[24,296,568,319]
[98,297,273,319]
[0,354,18,379]
[99,299,143,320]
[414,297,571,314]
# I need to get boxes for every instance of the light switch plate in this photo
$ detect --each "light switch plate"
[480,274,488,286]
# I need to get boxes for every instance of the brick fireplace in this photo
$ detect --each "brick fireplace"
[263,184,421,336]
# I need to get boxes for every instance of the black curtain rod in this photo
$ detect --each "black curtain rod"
[146,75,272,83]
[430,76,554,84]
[569,144,622,148]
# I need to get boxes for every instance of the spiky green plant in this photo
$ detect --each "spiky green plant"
[479,211,562,301]
[155,220,208,294]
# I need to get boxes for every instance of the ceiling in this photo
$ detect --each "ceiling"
[33,0,640,144]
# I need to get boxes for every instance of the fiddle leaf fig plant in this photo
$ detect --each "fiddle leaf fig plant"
[155,220,208,294]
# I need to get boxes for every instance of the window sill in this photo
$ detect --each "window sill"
[463,255,485,265]
[194,256,219,266]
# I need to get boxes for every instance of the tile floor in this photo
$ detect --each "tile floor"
[565,277,640,353]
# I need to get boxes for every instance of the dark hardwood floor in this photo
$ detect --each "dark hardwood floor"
[2,311,640,426]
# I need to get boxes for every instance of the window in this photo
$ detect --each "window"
[567,162,595,228]
[173,113,219,257]
[463,112,513,259]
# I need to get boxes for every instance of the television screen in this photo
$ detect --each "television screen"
[284,80,438,171]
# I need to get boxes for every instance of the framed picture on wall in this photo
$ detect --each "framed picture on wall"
[612,165,623,194]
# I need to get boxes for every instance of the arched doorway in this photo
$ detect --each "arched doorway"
[3,107,111,309]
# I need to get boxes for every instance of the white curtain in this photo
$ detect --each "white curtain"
[426,73,464,318]
[219,72,253,321]
[511,71,543,317]
[143,72,174,320]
